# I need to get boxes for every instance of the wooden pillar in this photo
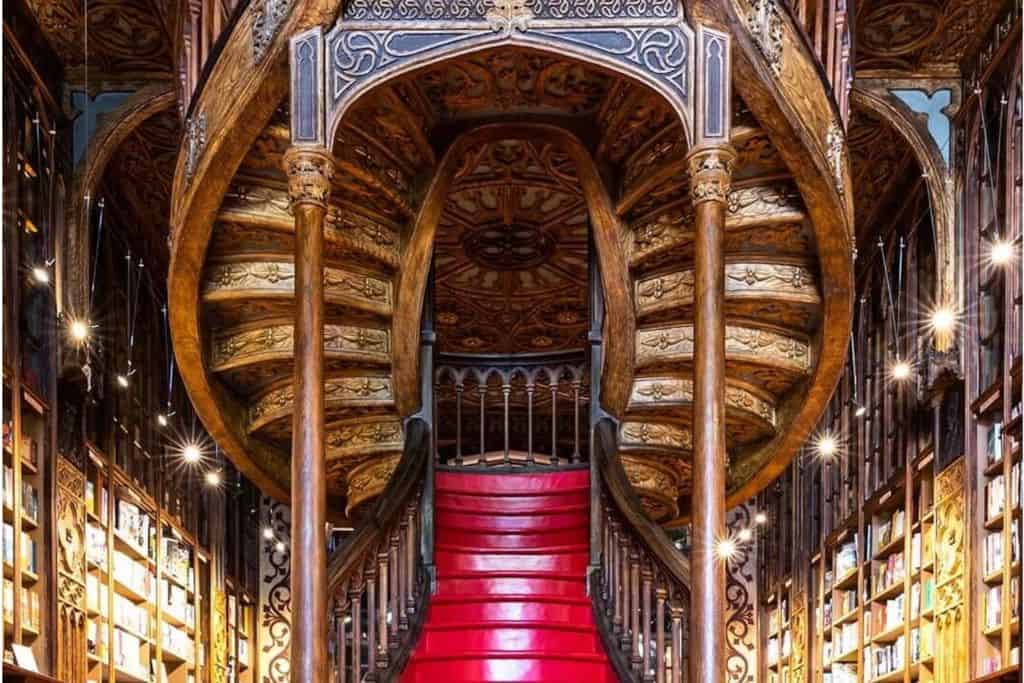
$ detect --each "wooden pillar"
[686,143,734,683]
[283,145,334,683]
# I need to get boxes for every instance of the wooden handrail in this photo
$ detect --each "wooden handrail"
[590,416,691,683]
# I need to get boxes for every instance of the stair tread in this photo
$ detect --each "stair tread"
[423,621,598,633]
[431,594,590,605]
[410,650,608,662]
[436,543,589,554]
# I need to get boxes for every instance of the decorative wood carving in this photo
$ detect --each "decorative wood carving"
[249,376,394,432]
[326,418,404,461]
[934,458,967,683]
[56,457,87,683]
[635,323,811,373]
[619,454,681,521]
[210,324,390,370]
[628,377,776,432]
[725,503,758,683]
[619,420,693,452]
[344,453,401,516]
[260,498,292,683]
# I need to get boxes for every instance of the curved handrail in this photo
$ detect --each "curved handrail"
[327,417,430,592]
[183,0,254,120]
[590,416,691,682]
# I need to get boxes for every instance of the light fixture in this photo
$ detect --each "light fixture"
[31,265,49,285]
[157,413,169,428]
[275,541,286,553]
[116,373,130,388]
[854,403,868,418]
[738,528,753,542]
[182,444,202,464]
[716,537,738,561]
[891,359,912,381]
[69,318,91,343]
[754,512,768,525]
[929,307,956,335]
[262,527,275,540]
[990,238,1015,265]
[205,470,222,487]
[815,432,839,460]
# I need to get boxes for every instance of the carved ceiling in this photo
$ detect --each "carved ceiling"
[434,139,589,354]
[854,0,1005,76]
[22,0,174,82]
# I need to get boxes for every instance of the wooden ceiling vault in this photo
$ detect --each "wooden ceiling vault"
[182,40,846,523]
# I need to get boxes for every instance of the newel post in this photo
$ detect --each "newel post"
[687,25,734,683]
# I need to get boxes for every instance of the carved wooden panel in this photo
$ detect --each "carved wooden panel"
[628,377,776,441]
[56,456,87,683]
[934,458,967,683]
[249,376,394,433]
[259,498,291,683]
[326,418,404,461]
[210,324,390,371]
[620,454,681,521]
[635,324,812,374]
[619,420,693,453]
[725,503,759,683]
[345,453,401,516]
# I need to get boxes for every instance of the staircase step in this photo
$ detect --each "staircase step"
[436,543,588,555]
[437,573,586,598]
[436,509,587,533]
[405,651,615,683]
[437,549,588,574]
[427,596,593,625]
[436,470,589,495]
[419,623,601,654]
[435,492,588,513]
[436,528,588,550]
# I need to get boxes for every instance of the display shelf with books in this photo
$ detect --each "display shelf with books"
[224,580,254,683]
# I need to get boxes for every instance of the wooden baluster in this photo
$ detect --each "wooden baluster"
[526,380,535,463]
[389,531,400,644]
[571,378,581,463]
[669,600,683,683]
[502,380,511,465]
[641,563,653,681]
[405,505,416,615]
[455,381,463,466]
[655,584,668,683]
[550,376,558,463]
[335,589,347,683]
[602,514,611,601]
[349,579,363,683]
[619,538,630,649]
[613,529,623,631]
[630,550,642,672]
[479,383,487,460]
[397,519,408,631]
[377,547,389,670]
[366,558,378,678]
[432,381,440,464]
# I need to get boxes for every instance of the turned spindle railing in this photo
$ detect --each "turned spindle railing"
[433,353,588,467]
[326,418,432,683]
[590,417,692,683]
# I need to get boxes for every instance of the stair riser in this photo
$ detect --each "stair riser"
[437,528,587,550]
[427,601,593,625]
[420,627,600,654]
[436,577,586,598]
[437,551,588,574]
[406,658,614,683]
[436,510,587,533]
[437,471,589,495]
[435,492,588,512]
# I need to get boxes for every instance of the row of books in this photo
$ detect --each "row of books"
[113,549,156,601]
[823,663,856,683]
[870,552,904,596]
[161,579,196,628]
[86,523,106,568]
[872,593,904,634]
[162,622,195,662]
[114,594,152,640]
[909,578,934,618]
[5,434,39,470]
[8,582,41,631]
[869,636,905,678]
[766,631,792,665]
[2,523,37,573]
[836,539,858,577]
[910,623,934,663]
[836,622,858,657]
[909,527,933,573]
[0,466,34,517]
[85,480,109,524]
[113,628,149,678]
[837,588,856,616]
[162,537,194,589]
[767,597,789,633]
[116,498,155,558]
[872,508,905,554]
[86,573,108,617]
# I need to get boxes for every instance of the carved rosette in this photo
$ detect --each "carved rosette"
[934,458,967,683]
[282,146,335,209]
[687,146,736,205]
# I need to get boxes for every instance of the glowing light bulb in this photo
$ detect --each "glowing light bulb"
[182,444,202,463]
[738,528,753,542]
[991,239,1014,265]
[754,512,768,525]
[275,541,286,553]
[157,413,168,428]
[205,470,222,487]
[716,538,738,561]
[69,319,90,343]
[891,360,912,381]
[31,266,49,284]
[930,307,956,335]
[116,373,129,388]
[816,433,838,459]
[262,527,275,540]
[855,404,868,418]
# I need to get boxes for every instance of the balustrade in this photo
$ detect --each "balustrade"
[783,0,854,124]
[433,353,588,467]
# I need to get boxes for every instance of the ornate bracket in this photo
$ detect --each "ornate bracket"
[745,0,783,75]
[183,111,208,183]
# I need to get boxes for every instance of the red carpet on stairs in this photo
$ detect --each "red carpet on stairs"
[401,468,617,683]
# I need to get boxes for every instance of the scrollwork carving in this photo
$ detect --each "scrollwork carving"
[184,112,207,183]
[283,147,335,208]
[687,147,735,204]
[252,0,292,62]
[746,0,784,75]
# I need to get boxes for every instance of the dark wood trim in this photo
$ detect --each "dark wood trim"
[588,571,638,683]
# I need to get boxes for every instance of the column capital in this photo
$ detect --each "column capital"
[282,145,335,209]
[686,144,736,205]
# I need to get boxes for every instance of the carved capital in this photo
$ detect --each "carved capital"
[282,146,335,209]
[686,145,736,205]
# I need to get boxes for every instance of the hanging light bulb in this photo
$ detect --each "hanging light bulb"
[738,528,753,542]
[275,541,286,553]
[262,527,275,540]
[31,265,49,285]
[116,373,130,388]
[754,512,768,525]
[68,318,91,343]
[205,470,222,487]
[182,444,202,464]
[855,404,868,418]
[157,413,169,428]
[715,537,738,561]
[990,238,1015,266]
[815,432,839,460]
[891,359,912,381]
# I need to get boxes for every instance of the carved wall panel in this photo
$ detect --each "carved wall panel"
[248,376,394,432]
[619,420,692,452]
[620,454,681,521]
[56,456,87,683]
[635,324,811,373]
[345,453,401,516]
[725,503,758,683]
[259,498,291,683]
[628,377,776,435]
[934,458,967,683]
[210,324,390,371]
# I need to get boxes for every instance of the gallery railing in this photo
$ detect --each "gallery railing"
[433,352,589,467]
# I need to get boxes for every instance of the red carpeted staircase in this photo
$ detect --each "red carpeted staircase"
[401,467,616,682]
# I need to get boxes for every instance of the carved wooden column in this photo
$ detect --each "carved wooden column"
[283,145,334,683]
[686,142,734,683]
